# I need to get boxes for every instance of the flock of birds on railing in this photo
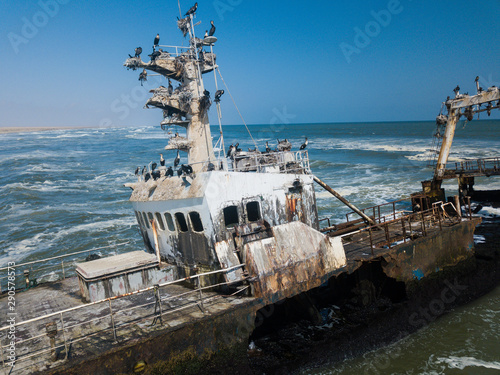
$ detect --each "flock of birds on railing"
[133,137,309,182]
[441,77,500,122]
[134,152,195,182]
[129,2,313,183]
[227,137,308,159]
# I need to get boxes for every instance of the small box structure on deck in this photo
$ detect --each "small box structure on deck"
[76,251,175,302]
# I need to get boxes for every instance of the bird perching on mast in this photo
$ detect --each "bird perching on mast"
[422,77,500,201]
[184,2,198,16]
[124,1,219,173]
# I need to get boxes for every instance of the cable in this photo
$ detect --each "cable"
[216,67,258,149]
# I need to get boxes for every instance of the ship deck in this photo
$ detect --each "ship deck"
[0,210,480,374]
[0,277,256,374]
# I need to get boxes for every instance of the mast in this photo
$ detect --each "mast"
[124,6,217,173]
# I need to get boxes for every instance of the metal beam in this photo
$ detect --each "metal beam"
[313,175,376,226]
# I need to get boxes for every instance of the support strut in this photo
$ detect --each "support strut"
[313,175,376,226]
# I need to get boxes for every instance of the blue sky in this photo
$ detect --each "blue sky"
[1,0,499,127]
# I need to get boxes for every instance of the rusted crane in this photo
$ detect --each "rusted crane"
[423,79,500,201]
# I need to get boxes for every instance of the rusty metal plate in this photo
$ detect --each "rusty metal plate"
[214,240,245,283]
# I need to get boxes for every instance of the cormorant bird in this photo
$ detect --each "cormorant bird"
[204,30,208,38]
[177,166,184,177]
[151,162,157,171]
[203,89,210,98]
[475,76,483,93]
[135,166,141,175]
[185,2,198,16]
[144,173,151,182]
[134,47,142,58]
[209,21,216,36]
[299,137,308,150]
[174,150,180,167]
[227,144,234,158]
[182,164,193,174]
[139,69,147,86]
[160,154,165,166]
[153,34,160,48]
[235,142,241,152]
[214,89,224,102]
[141,166,147,175]
[277,139,292,152]
[486,102,493,116]
[166,166,174,177]
[265,141,271,153]
[464,106,474,121]
[152,170,161,180]
[167,79,173,95]
[149,49,161,62]
[453,85,460,96]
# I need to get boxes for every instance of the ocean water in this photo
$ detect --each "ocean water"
[0,119,499,372]
[304,284,500,375]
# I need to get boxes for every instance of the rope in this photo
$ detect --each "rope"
[216,67,258,149]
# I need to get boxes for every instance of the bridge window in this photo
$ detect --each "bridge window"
[246,201,261,222]
[164,213,176,232]
[175,212,189,232]
[147,213,154,228]
[223,205,239,227]
[155,212,165,231]
[142,212,150,228]
[135,211,143,227]
[189,212,204,232]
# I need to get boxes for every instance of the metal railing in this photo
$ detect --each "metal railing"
[345,197,412,225]
[0,264,248,373]
[342,201,463,255]
[155,44,192,57]
[318,198,413,233]
[150,150,311,176]
[449,157,500,173]
[0,242,130,293]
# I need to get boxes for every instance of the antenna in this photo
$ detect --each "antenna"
[208,40,225,157]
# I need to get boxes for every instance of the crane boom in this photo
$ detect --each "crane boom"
[434,86,499,182]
